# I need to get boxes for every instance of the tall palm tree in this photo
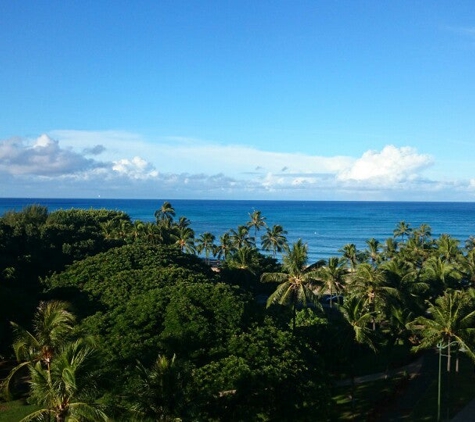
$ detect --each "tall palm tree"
[172,226,196,254]
[458,248,475,288]
[413,223,432,243]
[176,216,191,229]
[261,240,321,331]
[154,201,176,227]
[350,263,397,330]
[315,257,348,308]
[339,295,378,352]
[261,224,288,258]
[380,258,428,313]
[247,210,267,238]
[382,237,399,260]
[215,232,235,262]
[393,221,412,243]
[130,354,185,422]
[422,256,461,296]
[339,243,359,271]
[21,339,108,422]
[3,301,76,399]
[436,234,461,264]
[365,238,381,266]
[129,220,145,242]
[409,290,475,370]
[229,225,255,250]
[196,232,216,264]
[143,222,161,245]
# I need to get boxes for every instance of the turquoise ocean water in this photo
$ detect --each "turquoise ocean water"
[2,198,475,262]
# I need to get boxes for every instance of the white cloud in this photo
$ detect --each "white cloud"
[0,135,97,176]
[337,145,433,184]
[112,156,159,179]
[2,131,473,201]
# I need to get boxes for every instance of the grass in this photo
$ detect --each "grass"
[410,354,475,421]
[0,399,39,422]
[331,374,408,421]
[331,351,475,422]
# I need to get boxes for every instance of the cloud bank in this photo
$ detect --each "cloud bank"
[0,131,472,201]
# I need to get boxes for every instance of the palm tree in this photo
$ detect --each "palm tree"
[3,301,75,399]
[172,226,196,254]
[261,240,321,331]
[458,248,475,288]
[350,263,397,330]
[21,339,108,422]
[409,290,475,370]
[247,210,267,238]
[315,257,348,308]
[176,216,191,229]
[130,354,185,422]
[215,232,235,262]
[196,232,216,264]
[339,295,378,352]
[261,224,288,258]
[129,220,145,242]
[154,201,175,227]
[393,221,412,243]
[365,238,381,266]
[143,222,161,245]
[436,234,461,264]
[382,237,399,260]
[339,243,359,271]
[225,246,259,274]
[422,256,461,296]
[229,225,255,250]
[380,258,428,313]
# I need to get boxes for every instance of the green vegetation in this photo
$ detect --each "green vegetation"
[1,202,475,421]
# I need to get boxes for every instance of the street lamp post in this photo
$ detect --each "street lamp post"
[437,341,458,422]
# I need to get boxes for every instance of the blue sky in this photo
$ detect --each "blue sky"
[1,1,475,200]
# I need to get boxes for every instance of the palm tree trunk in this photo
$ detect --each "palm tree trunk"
[292,302,296,333]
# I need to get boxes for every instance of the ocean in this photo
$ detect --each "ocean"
[1,198,475,262]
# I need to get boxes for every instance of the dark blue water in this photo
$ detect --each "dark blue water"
[2,198,475,262]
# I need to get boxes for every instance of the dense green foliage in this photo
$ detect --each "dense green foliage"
[1,202,475,421]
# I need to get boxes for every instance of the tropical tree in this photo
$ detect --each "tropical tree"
[413,223,432,243]
[172,226,196,254]
[365,238,381,266]
[436,234,461,264]
[247,210,267,238]
[422,256,461,296]
[315,257,348,308]
[350,263,397,330]
[382,237,399,260]
[339,243,360,271]
[129,220,145,242]
[196,232,216,264]
[261,239,321,331]
[129,354,186,421]
[261,224,288,258]
[214,232,235,262]
[409,290,475,371]
[380,258,428,313]
[229,225,255,250]
[154,201,176,227]
[458,248,475,288]
[393,221,412,243]
[339,295,378,352]
[3,301,76,399]
[176,216,192,229]
[20,339,108,422]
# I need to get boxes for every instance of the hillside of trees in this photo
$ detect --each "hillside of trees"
[1,202,474,421]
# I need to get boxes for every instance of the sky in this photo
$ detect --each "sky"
[1,1,475,201]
